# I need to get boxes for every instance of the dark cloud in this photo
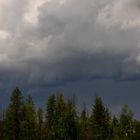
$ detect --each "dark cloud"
[0,0,140,116]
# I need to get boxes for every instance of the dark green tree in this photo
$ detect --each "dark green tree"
[3,87,23,140]
[110,116,120,140]
[79,103,89,140]
[46,95,56,140]
[64,98,78,140]
[119,105,134,140]
[89,96,111,140]
[20,95,37,140]
[132,120,140,140]
[53,93,67,140]
[47,94,78,140]
[26,95,34,106]
[37,108,46,140]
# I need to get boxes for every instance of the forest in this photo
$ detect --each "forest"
[0,87,140,140]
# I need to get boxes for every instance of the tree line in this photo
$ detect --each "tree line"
[0,87,140,140]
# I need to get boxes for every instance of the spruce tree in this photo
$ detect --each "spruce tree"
[46,94,56,140]
[64,98,78,140]
[79,103,89,140]
[47,94,78,140]
[110,116,120,140]
[53,93,66,140]
[20,95,37,140]
[3,87,23,140]
[37,108,46,140]
[132,120,140,140]
[89,96,111,140]
[119,104,134,140]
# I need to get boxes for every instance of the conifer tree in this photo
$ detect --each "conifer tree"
[37,108,46,140]
[110,116,120,140]
[3,87,23,140]
[46,95,56,140]
[65,98,78,140]
[132,120,140,140]
[20,95,37,140]
[79,103,89,140]
[119,105,134,140]
[53,93,66,140]
[47,94,78,140]
[89,96,111,140]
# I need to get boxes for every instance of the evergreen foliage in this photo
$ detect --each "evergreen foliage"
[20,95,37,140]
[3,87,23,140]
[89,96,111,140]
[0,88,140,140]
[37,108,46,140]
[79,103,89,140]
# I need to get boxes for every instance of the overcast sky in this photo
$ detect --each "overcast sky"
[1,0,140,117]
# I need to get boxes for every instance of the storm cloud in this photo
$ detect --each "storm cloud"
[0,0,140,116]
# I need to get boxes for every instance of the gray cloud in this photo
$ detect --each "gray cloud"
[0,0,140,84]
[0,0,140,115]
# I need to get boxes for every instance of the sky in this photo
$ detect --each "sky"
[1,0,140,117]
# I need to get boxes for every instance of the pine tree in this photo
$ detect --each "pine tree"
[20,95,37,140]
[53,93,66,140]
[47,94,78,140]
[3,87,23,140]
[132,120,140,140]
[89,96,111,140]
[79,103,89,140]
[64,98,78,140]
[46,95,56,140]
[119,104,134,140]
[26,95,34,106]
[110,116,120,140]
[37,108,46,140]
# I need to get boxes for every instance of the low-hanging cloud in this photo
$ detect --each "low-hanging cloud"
[0,0,140,90]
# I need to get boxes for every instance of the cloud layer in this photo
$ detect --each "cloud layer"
[1,0,140,115]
